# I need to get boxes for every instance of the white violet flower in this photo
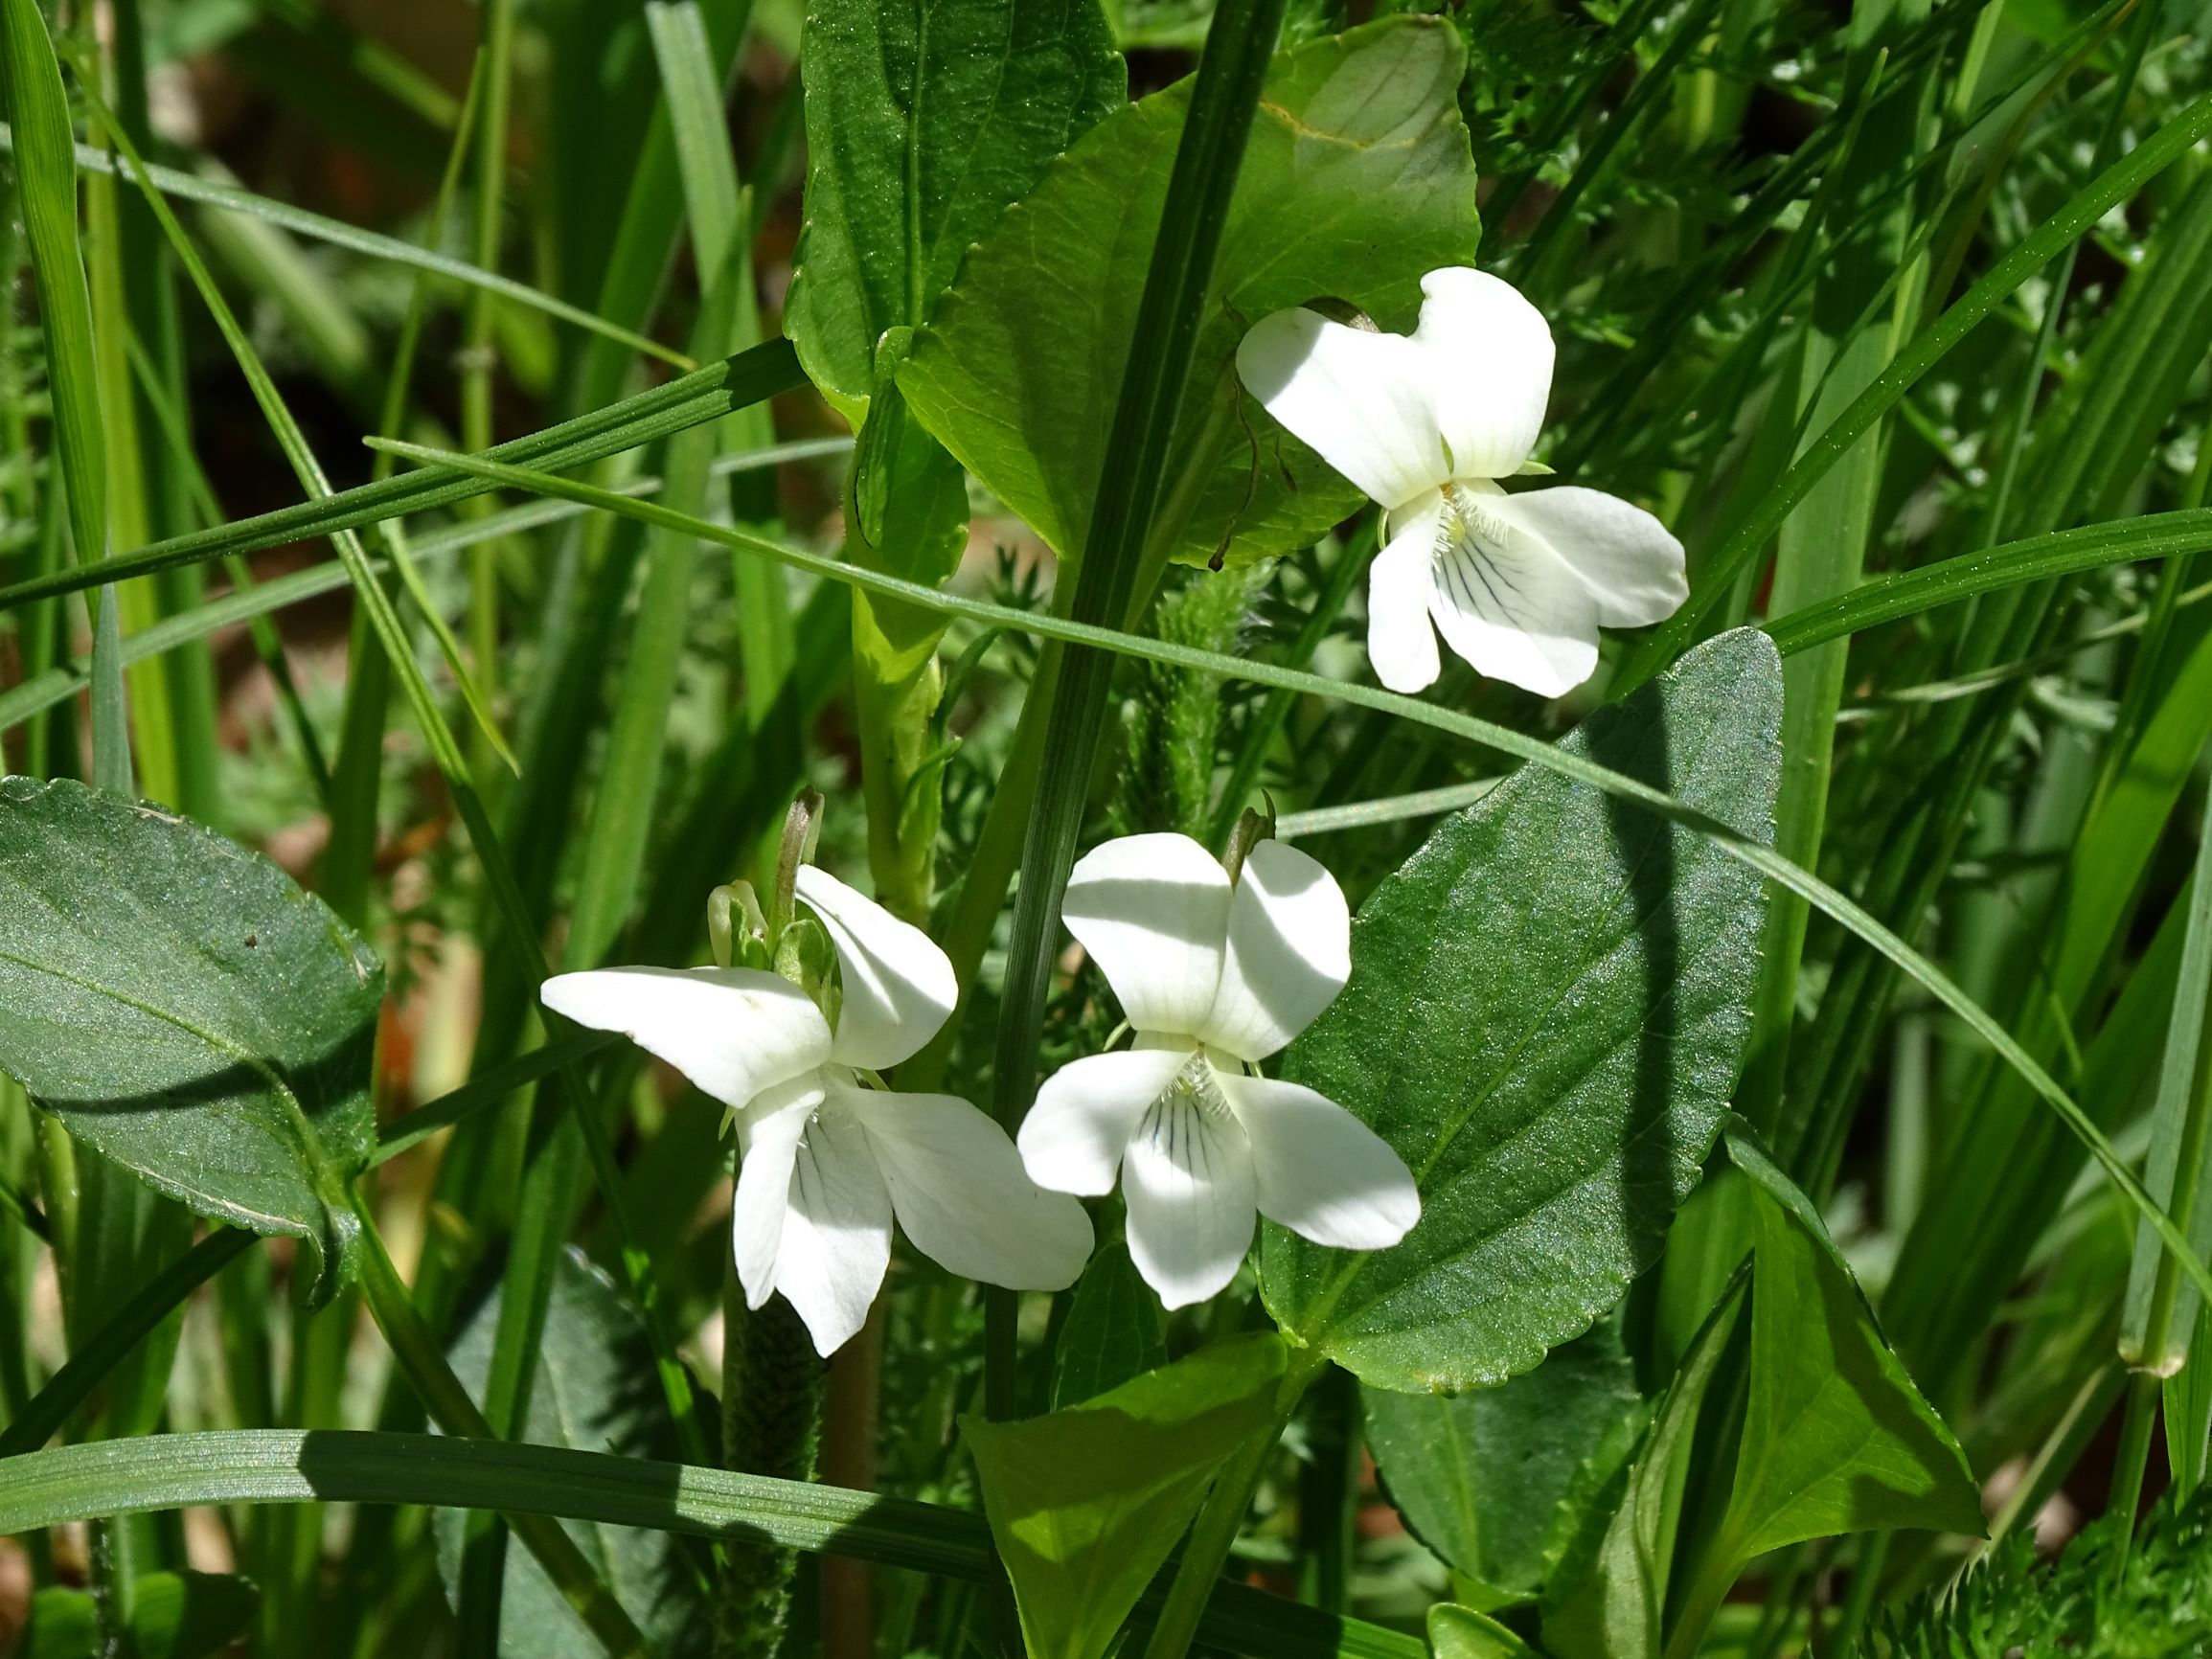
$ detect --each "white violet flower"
[1236,266,1688,698]
[543,864,1093,1355]
[1018,832,1419,1308]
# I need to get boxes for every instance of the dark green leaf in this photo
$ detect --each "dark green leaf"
[1363,1324,1645,1606]
[1050,1239,1169,1409]
[963,1331,1288,1659]
[0,778,380,1301]
[18,1572,257,1659]
[901,14,1481,571]
[1262,630,1781,1391]
[1540,1276,1745,1659]
[1718,1131,1984,1557]
[783,0,1125,423]
[438,1248,711,1657]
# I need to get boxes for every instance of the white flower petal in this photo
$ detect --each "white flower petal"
[1426,484,1601,697]
[1020,1046,1192,1195]
[1410,268,1554,482]
[771,1095,894,1355]
[1494,486,1688,628]
[1200,841,1351,1063]
[849,1085,1095,1289]
[542,966,832,1108]
[1368,492,1445,694]
[1219,1073,1419,1251]
[730,1073,823,1308]
[794,864,957,1071]
[1123,1079,1258,1309]
[1236,307,1451,511]
[1062,834,1232,1038]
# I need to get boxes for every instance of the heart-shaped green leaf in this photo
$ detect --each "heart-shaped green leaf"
[0,778,380,1301]
[439,1247,712,1657]
[963,1331,1288,1659]
[1364,1323,1646,1607]
[1262,629,1783,1391]
[901,14,1482,572]
[782,0,1125,425]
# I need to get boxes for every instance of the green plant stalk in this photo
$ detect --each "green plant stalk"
[82,106,179,808]
[372,438,2212,1299]
[981,0,1286,1420]
[1612,85,2212,695]
[461,0,517,786]
[2119,770,2212,1374]
[0,0,121,797]
[348,1205,649,1658]
[2106,1371,2160,1582]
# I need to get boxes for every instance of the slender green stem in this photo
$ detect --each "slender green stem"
[979,0,1287,1419]
[2106,1371,2161,1584]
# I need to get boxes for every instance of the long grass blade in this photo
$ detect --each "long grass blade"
[0,121,692,371]
[0,1430,1424,1659]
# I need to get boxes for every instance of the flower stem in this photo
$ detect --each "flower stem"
[716,1267,824,1657]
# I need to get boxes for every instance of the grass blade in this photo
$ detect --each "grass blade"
[1614,87,2212,694]
[0,121,693,372]
[0,340,805,614]
[0,1430,1425,1659]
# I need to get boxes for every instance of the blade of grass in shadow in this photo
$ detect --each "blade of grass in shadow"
[0,122,691,372]
[364,442,2212,1407]
[0,1430,1425,1659]
[0,440,846,738]
[0,0,123,795]
[0,340,805,614]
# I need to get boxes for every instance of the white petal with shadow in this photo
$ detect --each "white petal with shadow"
[1123,1065,1259,1309]
[851,1085,1094,1289]
[1020,1046,1191,1195]
[1235,307,1449,511]
[1061,834,1232,1038]
[1425,484,1601,696]
[1410,267,1555,482]
[794,864,958,1071]
[730,1073,823,1308]
[1201,841,1351,1063]
[1220,1073,1419,1251]
[771,1096,894,1355]
[1367,492,1445,694]
[542,966,832,1107]
[1494,486,1687,628]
